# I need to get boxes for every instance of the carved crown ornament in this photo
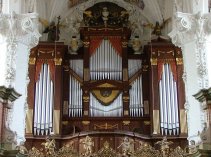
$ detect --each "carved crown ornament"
[17,136,200,157]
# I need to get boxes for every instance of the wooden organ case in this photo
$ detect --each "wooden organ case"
[25,2,188,152]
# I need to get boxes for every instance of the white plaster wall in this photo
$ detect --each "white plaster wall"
[12,43,29,143]
[183,41,202,143]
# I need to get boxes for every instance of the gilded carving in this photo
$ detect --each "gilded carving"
[122,121,130,125]
[176,58,183,65]
[124,110,129,116]
[83,41,90,48]
[144,121,151,125]
[80,136,94,156]
[29,58,36,65]
[54,58,62,65]
[94,123,118,130]
[82,121,90,125]
[150,58,157,65]
[83,96,90,102]
[122,41,128,48]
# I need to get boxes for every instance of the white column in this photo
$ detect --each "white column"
[0,12,40,144]
[169,11,211,143]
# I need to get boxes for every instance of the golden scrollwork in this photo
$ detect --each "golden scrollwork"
[83,41,90,48]
[54,58,62,65]
[94,123,118,130]
[150,58,157,65]
[83,96,90,102]
[122,41,128,48]
[82,121,90,125]
[29,58,36,65]
[122,121,130,125]
[144,121,151,125]
[176,58,183,65]
[25,136,199,157]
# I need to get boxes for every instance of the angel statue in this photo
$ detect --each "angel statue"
[155,136,173,157]
[80,136,94,156]
[117,137,134,157]
[41,137,56,155]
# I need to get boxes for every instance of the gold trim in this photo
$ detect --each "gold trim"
[83,96,89,102]
[122,42,128,48]
[83,41,90,48]
[123,96,129,102]
[92,90,120,105]
[150,58,157,65]
[124,110,129,116]
[84,111,89,116]
[122,121,130,125]
[153,110,160,134]
[29,58,36,65]
[53,110,60,134]
[82,121,90,125]
[94,123,118,130]
[176,58,183,65]
[144,121,151,125]
[180,109,187,133]
[26,109,33,134]
[54,58,62,65]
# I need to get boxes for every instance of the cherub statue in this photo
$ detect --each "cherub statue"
[155,136,173,157]
[80,136,94,156]
[118,137,134,156]
[41,137,56,155]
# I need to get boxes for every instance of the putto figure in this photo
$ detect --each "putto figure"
[80,136,94,156]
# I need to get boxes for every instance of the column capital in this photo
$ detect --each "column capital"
[169,12,211,47]
[194,87,211,104]
[169,12,211,89]
[0,12,41,49]
[0,86,21,105]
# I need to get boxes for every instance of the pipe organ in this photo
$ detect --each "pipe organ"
[34,63,54,135]
[159,63,179,135]
[25,2,187,150]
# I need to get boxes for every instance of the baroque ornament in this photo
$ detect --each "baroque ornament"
[0,12,41,87]
[169,12,211,89]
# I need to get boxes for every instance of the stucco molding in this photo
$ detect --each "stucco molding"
[0,12,40,87]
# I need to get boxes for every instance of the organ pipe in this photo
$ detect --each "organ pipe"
[69,75,83,117]
[159,63,179,135]
[90,40,122,80]
[129,76,143,117]
[128,60,142,78]
[34,63,53,136]
[90,93,123,117]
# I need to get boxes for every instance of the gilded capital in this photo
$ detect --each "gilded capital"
[29,58,36,65]
[54,58,62,65]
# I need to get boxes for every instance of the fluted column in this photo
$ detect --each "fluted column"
[169,11,211,143]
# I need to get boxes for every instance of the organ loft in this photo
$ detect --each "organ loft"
[24,2,188,155]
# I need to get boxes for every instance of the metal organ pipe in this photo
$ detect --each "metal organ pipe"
[89,93,123,117]
[69,60,83,118]
[34,64,53,136]
[90,39,122,81]
[129,76,143,117]
[159,64,179,135]
[128,60,142,78]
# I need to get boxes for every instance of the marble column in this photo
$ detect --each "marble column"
[169,11,211,143]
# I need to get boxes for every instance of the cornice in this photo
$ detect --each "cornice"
[193,87,211,103]
[0,86,21,103]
